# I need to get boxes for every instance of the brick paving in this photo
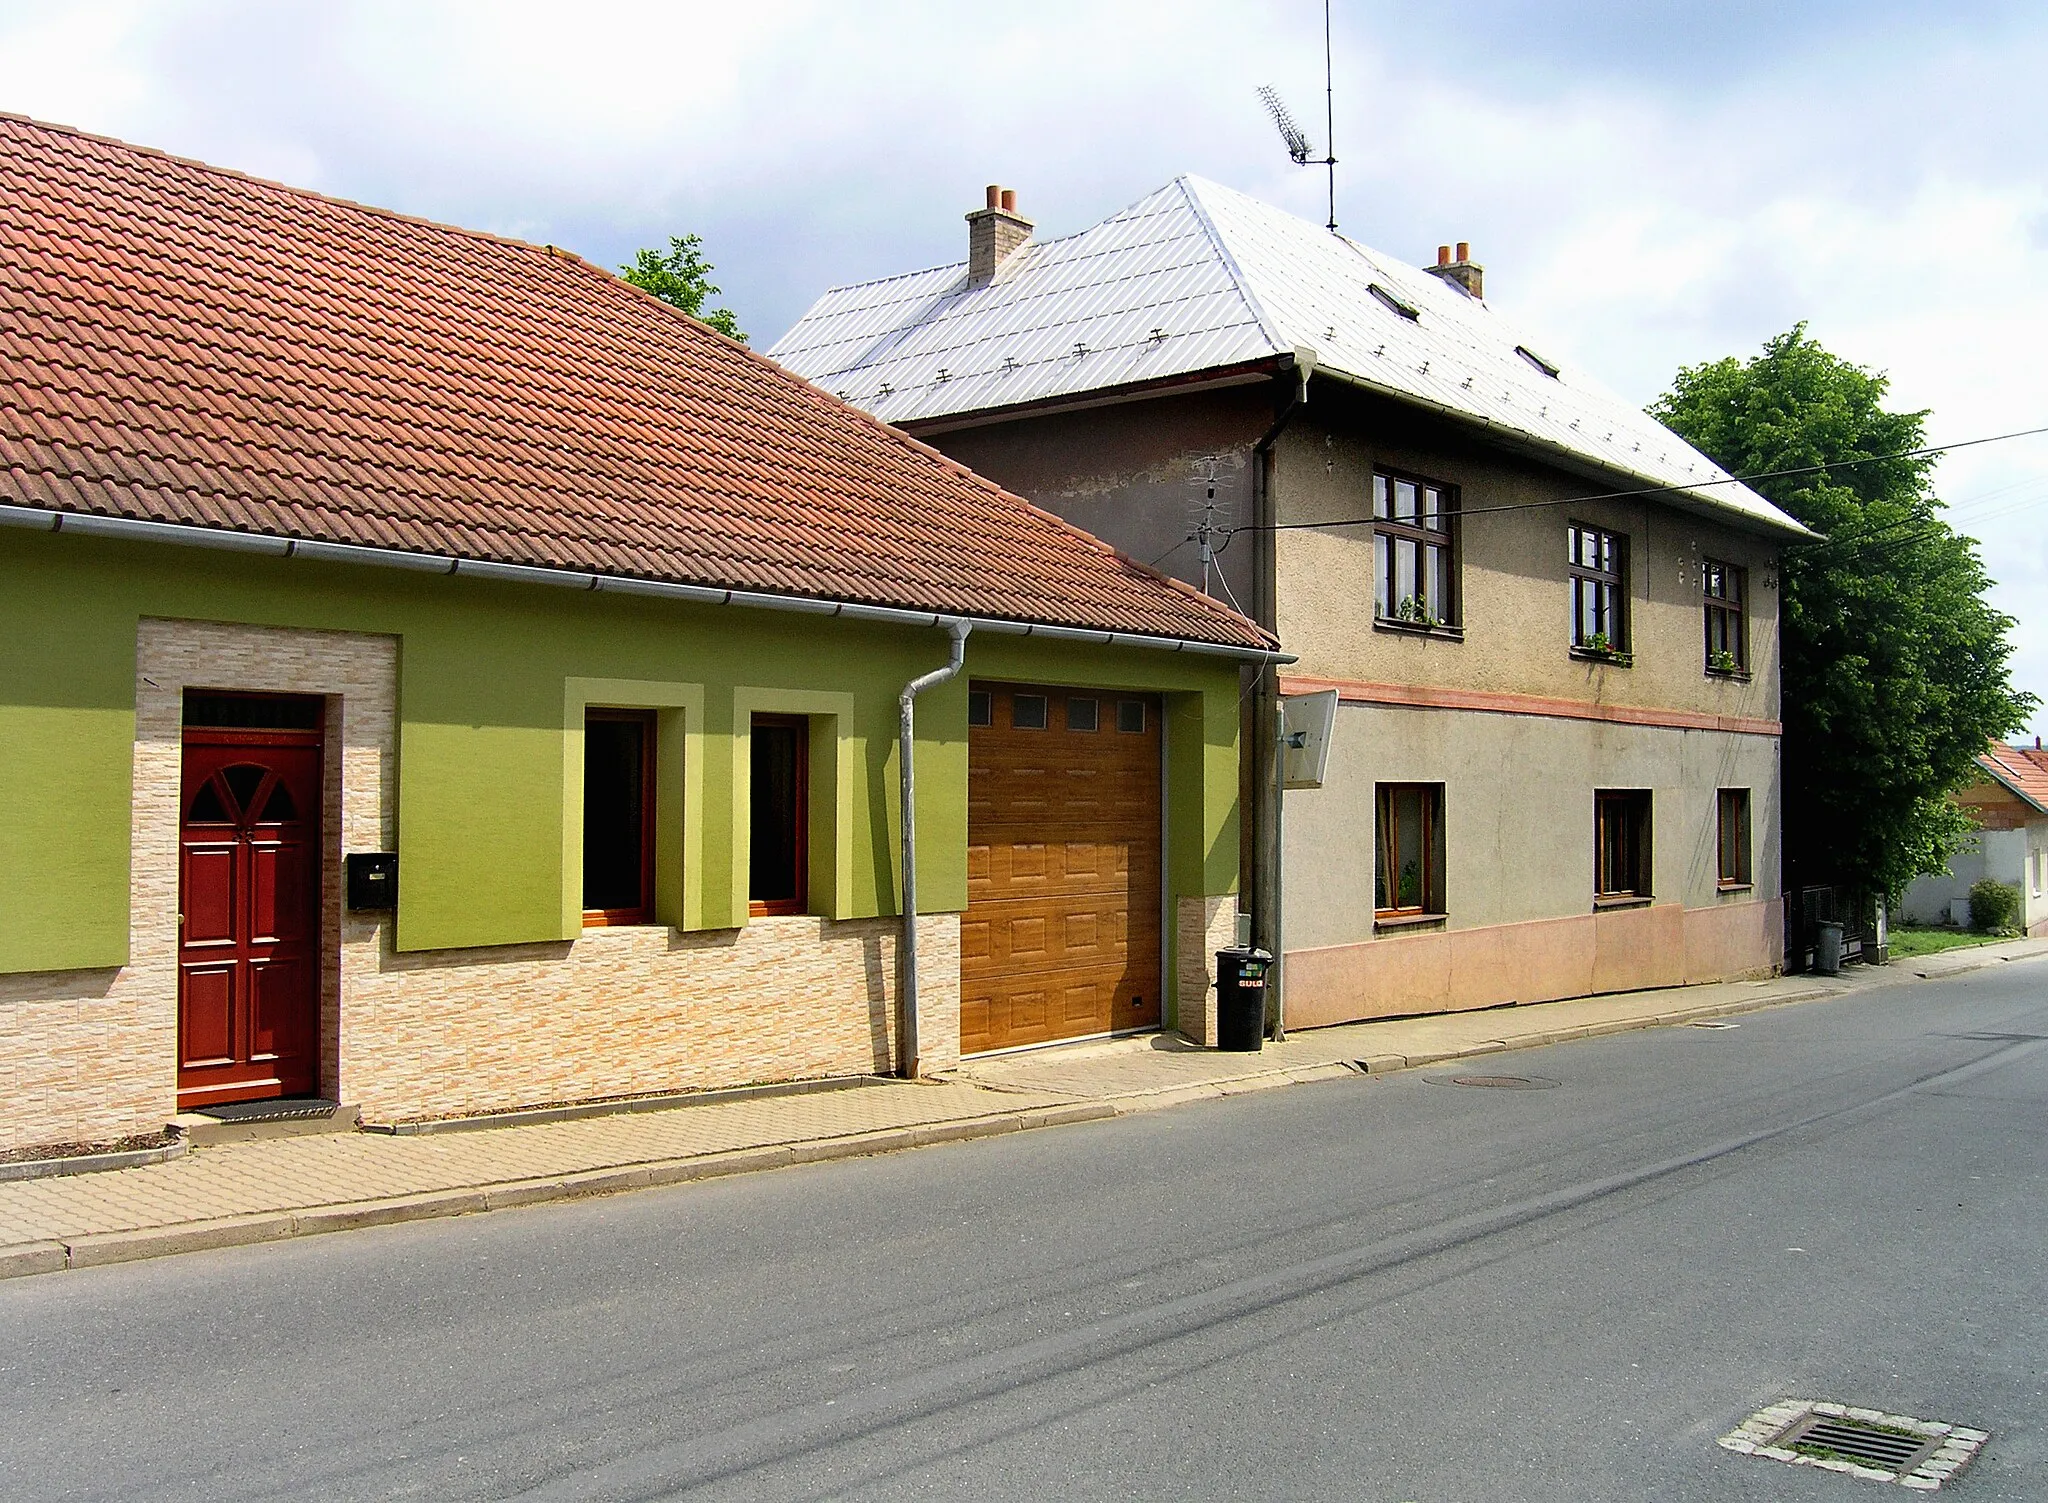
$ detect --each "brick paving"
[0,1079,1073,1248]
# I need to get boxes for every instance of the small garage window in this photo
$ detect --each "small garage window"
[968,690,992,727]
[1012,693,1048,730]
[1116,700,1146,733]
[1067,697,1099,731]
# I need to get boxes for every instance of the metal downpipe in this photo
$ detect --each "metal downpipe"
[897,619,972,1078]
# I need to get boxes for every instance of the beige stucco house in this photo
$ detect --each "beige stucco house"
[772,178,1811,1039]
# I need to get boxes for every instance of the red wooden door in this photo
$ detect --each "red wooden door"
[178,729,323,1109]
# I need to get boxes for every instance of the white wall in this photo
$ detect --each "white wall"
[1899,824,2036,928]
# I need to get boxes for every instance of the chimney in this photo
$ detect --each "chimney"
[966,183,1033,285]
[1425,240,1484,299]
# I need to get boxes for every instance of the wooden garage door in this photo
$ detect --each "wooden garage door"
[962,682,1161,1054]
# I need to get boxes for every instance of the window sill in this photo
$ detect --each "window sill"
[1705,666,1753,683]
[1374,911,1448,931]
[1716,881,1753,894]
[749,901,810,918]
[1593,895,1652,911]
[583,911,655,929]
[1570,647,1633,668]
[1373,617,1464,641]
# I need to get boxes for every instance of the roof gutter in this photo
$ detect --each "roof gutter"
[1302,364,1818,543]
[901,355,1289,437]
[0,503,1292,664]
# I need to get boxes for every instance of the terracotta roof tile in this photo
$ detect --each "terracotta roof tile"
[0,115,1270,651]
[1978,743,2048,813]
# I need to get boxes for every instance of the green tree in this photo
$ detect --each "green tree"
[1651,325,2033,899]
[621,234,745,343]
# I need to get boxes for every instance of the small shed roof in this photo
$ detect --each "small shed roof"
[771,176,1809,541]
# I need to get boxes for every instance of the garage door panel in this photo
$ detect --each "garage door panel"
[966,898,1139,972]
[968,839,1151,903]
[964,681,1161,1054]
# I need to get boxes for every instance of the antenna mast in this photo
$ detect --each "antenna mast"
[1256,0,1339,233]
[1322,0,1336,233]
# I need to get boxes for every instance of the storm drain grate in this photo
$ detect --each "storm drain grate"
[1786,1416,1941,1472]
[1721,1400,1988,1488]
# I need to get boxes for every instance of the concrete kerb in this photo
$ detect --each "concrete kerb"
[0,1101,1117,1281]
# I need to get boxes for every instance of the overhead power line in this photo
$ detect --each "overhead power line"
[1224,422,2048,540]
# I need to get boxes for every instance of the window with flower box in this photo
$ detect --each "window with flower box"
[1569,522,1629,657]
[1373,471,1458,629]
[1703,558,1747,675]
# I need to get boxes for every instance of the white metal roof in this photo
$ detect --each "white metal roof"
[770,176,1807,538]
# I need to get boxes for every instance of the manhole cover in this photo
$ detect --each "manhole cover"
[1721,1400,1987,1488]
[1426,1074,1559,1090]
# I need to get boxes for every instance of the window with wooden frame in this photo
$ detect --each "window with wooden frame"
[1717,788,1753,888]
[1703,558,1748,675]
[749,714,809,916]
[1568,522,1628,653]
[1594,789,1652,901]
[583,709,656,926]
[1373,471,1458,628]
[1374,783,1446,918]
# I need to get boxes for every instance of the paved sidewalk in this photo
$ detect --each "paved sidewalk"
[957,934,2048,1108]
[7,935,2044,1281]
[0,1079,1098,1279]
[956,973,1823,1106]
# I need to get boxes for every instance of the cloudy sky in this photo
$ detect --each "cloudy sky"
[4,0,2044,731]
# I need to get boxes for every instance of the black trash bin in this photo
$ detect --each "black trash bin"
[1215,947,1272,1052]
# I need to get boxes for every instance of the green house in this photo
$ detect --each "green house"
[0,117,1276,1149]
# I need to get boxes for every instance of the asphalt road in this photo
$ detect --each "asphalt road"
[5,960,2045,1501]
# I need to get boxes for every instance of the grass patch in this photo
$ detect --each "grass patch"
[1887,926,2005,959]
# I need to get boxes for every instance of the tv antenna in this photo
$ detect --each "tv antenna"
[1256,0,1338,232]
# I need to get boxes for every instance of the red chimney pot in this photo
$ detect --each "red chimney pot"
[1437,245,1451,266]
[985,184,1001,209]
[1456,241,1470,263]
[1000,188,1017,212]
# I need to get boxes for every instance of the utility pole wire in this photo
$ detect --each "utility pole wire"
[1221,422,2048,540]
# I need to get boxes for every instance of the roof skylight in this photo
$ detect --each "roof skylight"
[1515,344,1560,378]
[1368,284,1420,322]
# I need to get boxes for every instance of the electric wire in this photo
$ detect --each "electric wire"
[1216,422,2048,541]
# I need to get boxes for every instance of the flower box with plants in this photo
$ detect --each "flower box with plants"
[1573,631,1632,666]
[1706,648,1748,678]
[1377,595,1459,636]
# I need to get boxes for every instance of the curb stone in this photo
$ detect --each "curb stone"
[0,1101,1117,1281]
[0,1139,187,1184]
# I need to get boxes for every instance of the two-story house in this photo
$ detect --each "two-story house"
[772,178,1810,1044]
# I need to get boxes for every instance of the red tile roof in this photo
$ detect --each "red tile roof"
[1978,743,2048,813]
[0,115,1271,651]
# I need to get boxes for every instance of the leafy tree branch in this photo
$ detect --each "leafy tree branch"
[1653,324,2034,899]
[621,234,745,343]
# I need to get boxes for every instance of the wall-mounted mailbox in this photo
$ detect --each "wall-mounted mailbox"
[345,852,398,911]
